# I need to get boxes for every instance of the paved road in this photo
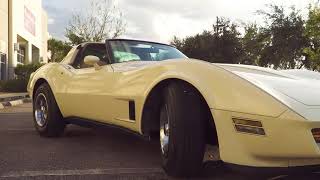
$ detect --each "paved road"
[0,103,320,180]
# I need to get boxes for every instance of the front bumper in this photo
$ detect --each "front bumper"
[212,108,320,168]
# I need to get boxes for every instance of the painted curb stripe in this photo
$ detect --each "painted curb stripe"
[1,168,164,178]
[8,99,24,106]
[0,94,29,102]
[2,101,11,107]
[23,98,32,103]
[0,98,31,109]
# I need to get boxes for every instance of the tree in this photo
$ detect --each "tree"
[48,38,72,62]
[171,17,244,64]
[170,36,184,50]
[65,0,126,45]
[257,5,307,69]
[304,3,320,71]
[212,17,244,64]
[171,4,314,70]
[241,23,266,65]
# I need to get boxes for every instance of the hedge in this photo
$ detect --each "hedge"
[15,63,43,80]
[0,63,43,92]
[0,79,28,92]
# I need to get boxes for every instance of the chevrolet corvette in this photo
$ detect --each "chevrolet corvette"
[28,39,320,177]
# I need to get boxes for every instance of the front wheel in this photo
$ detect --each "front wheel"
[33,83,66,137]
[160,82,206,177]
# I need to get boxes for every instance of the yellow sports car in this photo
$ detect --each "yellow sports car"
[28,39,320,177]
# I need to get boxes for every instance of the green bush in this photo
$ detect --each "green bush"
[14,63,43,80]
[0,80,4,92]
[0,79,28,92]
[0,63,43,92]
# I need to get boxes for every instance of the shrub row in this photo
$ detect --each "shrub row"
[0,63,43,92]
[0,79,28,92]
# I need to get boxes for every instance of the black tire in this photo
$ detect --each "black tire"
[160,81,206,177]
[33,83,66,137]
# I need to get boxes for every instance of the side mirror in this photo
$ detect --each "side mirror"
[84,55,100,66]
[84,55,102,70]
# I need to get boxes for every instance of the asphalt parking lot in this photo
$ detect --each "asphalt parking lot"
[1,103,320,180]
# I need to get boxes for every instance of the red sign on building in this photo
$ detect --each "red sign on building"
[24,6,36,36]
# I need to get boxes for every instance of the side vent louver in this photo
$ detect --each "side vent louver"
[129,101,136,121]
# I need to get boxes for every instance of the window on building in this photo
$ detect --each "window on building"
[17,46,25,64]
[0,53,7,80]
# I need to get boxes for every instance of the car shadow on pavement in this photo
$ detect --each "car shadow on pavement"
[201,161,320,180]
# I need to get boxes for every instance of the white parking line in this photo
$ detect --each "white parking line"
[0,128,34,132]
[268,175,288,180]
[1,168,164,178]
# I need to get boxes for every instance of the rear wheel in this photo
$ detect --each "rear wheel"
[33,83,66,137]
[160,81,206,177]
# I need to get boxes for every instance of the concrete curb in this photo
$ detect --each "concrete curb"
[0,98,31,109]
[0,94,29,102]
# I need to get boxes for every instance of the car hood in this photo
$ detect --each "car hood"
[216,64,320,107]
[113,61,320,107]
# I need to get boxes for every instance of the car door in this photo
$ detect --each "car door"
[65,43,117,124]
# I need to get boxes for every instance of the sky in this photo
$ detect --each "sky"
[43,0,316,43]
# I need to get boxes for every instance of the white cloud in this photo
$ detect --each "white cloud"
[43,0,316,42]
[48,17,55,25]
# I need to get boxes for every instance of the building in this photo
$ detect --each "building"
[0,0,49,80]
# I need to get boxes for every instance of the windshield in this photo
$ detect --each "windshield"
[108,40,187,63]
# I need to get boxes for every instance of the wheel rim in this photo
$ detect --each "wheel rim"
[160,104,170,157]
[34,93,48,127]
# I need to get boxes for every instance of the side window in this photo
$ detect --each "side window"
[73,44,107,69]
